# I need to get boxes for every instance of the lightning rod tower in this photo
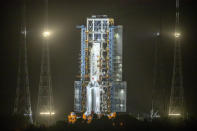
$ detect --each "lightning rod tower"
[168,0,184,117]
[150,32,161,119]
[36,0,54,125]
[14,0,33,124]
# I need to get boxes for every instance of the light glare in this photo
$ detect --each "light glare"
[174,32,180,38]
[168,113,181,116]
[42,31,51,38]
[40,112,55,115]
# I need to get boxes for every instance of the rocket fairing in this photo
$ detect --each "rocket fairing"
[74,15,127,115]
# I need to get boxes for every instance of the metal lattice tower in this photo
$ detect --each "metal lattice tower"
[168,0,184,117]
[150,32,161,119]
[14,0,33,124]
[36,0,54,125]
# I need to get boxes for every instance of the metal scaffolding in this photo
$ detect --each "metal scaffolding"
[168,0,184,117]
[36,0,54,125]
[14,0,33,124]
[74,15,127,116]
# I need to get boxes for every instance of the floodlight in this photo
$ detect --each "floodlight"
[175,32,180,38]
[42,31,51,38]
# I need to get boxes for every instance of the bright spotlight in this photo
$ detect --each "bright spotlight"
[42,31,51,38]
[174,32,180,38]
[40,112,55,115]
[168,113,181,116]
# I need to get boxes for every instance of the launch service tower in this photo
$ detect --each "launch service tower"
[74,15,127,116]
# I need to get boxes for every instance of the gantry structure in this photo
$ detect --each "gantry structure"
[74,15,127,116]
[14,0,33,124]
[36,0,54,125]
[168,0,184,117]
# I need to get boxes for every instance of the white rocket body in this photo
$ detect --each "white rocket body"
[86,43,101,115]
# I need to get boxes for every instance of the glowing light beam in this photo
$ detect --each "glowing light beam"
[168,113,181,116]
[40,112,55,115]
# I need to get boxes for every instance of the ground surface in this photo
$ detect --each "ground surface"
[1,114,197,131]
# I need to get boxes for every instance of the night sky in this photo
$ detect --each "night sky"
[0,0,196,120]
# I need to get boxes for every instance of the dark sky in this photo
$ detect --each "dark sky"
[0,0,196,120]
